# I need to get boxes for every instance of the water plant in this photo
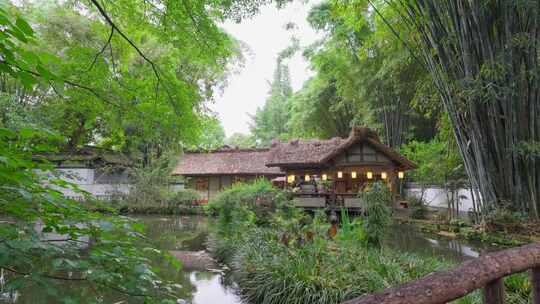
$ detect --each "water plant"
[207,181,531,304]
[361,182,392,247]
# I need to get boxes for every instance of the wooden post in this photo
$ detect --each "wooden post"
[483,278,505,304]
[531,267,540,304]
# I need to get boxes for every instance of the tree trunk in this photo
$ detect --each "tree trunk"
[399,0,540,219]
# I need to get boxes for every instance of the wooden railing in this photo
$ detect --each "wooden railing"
[342,242,540,304]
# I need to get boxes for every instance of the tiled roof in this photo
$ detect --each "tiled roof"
[172,148,283,176]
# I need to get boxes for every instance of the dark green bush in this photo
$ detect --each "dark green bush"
[408,196,429,219]
[206,178,292,227]
[168,188,201,207]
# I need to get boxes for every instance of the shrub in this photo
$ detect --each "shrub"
[409,196,429,219]
[206,178,292,227]
[168,188,201,207]
[361,182,392,247]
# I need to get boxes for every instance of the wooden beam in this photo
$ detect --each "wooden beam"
[483,278,505,304]
[531,267,540,304]
[341,242,540,304]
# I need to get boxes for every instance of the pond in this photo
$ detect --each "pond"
[3,215,500,304]
[135,215,499,304]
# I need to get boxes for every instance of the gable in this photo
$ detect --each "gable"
[332,142,392,165]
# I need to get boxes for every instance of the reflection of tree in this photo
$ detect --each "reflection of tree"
[137,216,210,251]
[134,216,214,303]
[193,271,214,281]
[383,224,491,262]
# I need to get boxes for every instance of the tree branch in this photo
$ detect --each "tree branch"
[89,0,166,98]
[2,266,87,281]
[85,26,115,73]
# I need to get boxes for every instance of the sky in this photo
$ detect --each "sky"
[210,1,323,137]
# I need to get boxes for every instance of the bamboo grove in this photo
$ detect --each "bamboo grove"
[395,0,540,219]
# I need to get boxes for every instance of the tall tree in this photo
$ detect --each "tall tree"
[288,0,437,144]
[397,0,540,218]
[249,58,294,145]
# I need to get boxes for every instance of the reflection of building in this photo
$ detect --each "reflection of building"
[173,127,416,207]
[43,146,132,201]
[171,148,283,202]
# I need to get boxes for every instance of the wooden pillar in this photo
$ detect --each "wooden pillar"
[531,267,540,304]
[483,278,505,304]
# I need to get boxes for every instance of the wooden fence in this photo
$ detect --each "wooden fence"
[342,242,540,304]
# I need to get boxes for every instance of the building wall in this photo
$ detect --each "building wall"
[53,168,131,201]
[405,184,479,214]
[185,174,278,202]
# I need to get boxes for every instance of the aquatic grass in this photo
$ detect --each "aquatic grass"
[207,181,531,304]
[227,227,454,304]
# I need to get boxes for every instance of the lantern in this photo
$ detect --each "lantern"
[305,174,311,182]
[366,171,373,179]
[322,174,327,181]
[337,171,343,179]
[351,171,357,179]
[398,171,405,179]
[381,172,387,179]
[287,175,295,183]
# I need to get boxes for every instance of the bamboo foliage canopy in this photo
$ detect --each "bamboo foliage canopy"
[395,0,540,218]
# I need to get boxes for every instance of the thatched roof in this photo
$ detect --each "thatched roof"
[266,127,416,170]
[172,148,283,176]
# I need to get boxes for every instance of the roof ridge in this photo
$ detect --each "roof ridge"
[185,148,270,153]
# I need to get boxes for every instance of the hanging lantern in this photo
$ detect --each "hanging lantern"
[287,175,295,183]
[322,174,327,181]
[366,172,373,179]
[398,171,405,179]
[337,171,343,179]
[351,171,357,179]
[305,174,311,181]
[381,172,387,179]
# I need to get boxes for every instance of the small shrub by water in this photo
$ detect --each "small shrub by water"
[168,188,201,207]
[409,197,429,219]
[361,182,392,247]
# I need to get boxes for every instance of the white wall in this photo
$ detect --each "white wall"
[405,184,480,213]
[54,168,130,201]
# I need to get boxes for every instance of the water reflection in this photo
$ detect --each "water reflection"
[135,215,242,304]
[384,223,497,261]
[2,216,500,304]
[188,271,241,304]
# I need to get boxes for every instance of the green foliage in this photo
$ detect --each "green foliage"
[401,116,465,187]
[249,59,294,145]
[337,208,366,242]
[0,126,181,302]
[123,159,172,208]
[225,132,257,148]
[361,182,392,248]
[1,0,245,161]
[206,179,291,228]
[190,116,226,151]
[408,197,429,219]
[207,184,454,304]
[232,231,451,304]
[169,189,201,207]
[206,179,531,304]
